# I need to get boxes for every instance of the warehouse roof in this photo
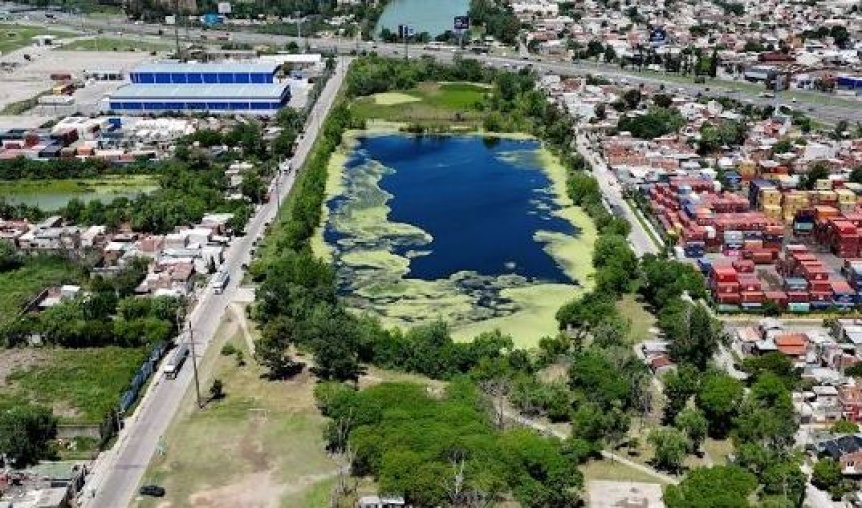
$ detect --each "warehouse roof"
[131,62,280,74]
[110,83,289,100]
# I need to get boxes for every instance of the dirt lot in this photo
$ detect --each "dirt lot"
[136,305,338,508]
[0,46,155,112]
[587,480,665,508]
[0,348,48,386]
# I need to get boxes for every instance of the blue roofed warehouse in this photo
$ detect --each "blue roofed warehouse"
[106,83,290,115]
[129,62,280,85]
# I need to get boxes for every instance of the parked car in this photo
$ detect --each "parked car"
[139,485,165,497]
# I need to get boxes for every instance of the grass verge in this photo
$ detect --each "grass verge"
[616,294,656,345]
[60,38,171,52]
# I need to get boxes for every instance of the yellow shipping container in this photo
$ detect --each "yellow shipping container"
[839,202,856,214]
[837,189,856,203]
[760,189,782,206]
[763,205,782,220]
[815,179,833,190]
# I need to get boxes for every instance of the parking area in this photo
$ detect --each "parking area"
[0,47,156,113]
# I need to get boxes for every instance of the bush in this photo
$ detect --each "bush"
[220,343,238,356]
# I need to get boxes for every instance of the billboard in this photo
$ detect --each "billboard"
[649,27,667,47]
[165,15,176,25]
[454,15,470,30]
[217,2,231,14]
[398,24,415,38]
[202,13,222,25]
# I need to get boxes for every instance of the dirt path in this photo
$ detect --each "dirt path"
[229,302,256,355]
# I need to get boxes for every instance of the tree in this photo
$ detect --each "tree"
[741,352,798,389]
[0,405,58,467]
[675,407,708,454]
[695,372,744,438]
[255,316,299,379]
[663,364,700,423]
[622,88,641,110]
[209,378,224,400]
[833,419,860,434]
[0,241,21,272]
[649,427,688,473]
[661,301,727,371]
[812,458,851,500]
[664,465,757,507]
[850,167,862,185]
[733,373,796,450]
[845,362,862,378]
[603,45,617,63]
[800,162,830,190]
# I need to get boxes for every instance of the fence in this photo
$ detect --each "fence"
[98,340,170,449]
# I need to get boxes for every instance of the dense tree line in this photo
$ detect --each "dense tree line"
[617,107,686,139]
[469,0,521,45]
[0,157,149,181]
[317,380,583,507]
[2,260,182,349]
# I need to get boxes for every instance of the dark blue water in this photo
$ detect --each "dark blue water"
[328,134,579,283]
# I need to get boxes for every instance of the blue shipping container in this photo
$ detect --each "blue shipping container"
[787,302,810,313]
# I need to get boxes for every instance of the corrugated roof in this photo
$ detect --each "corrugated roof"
[110,83,289,100]
[131,62,280,74]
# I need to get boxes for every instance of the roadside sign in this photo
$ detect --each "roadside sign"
[649,26,667,47]
[217,2,231,14]
[454,16,470,30]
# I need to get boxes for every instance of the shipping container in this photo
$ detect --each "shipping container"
[787,302,811,313]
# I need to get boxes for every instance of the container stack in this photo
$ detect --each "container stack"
[710,264,741,307]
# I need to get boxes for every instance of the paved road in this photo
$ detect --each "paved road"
[81,58,350,508]
[22,13,862,125]
[574,133,661,256]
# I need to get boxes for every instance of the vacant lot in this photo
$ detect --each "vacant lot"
[137,308,338,508]
[0,256,79,328]
[351,82,489,124]
[61,38,171,52]
[1,346,146,423]
[0,24,76,54]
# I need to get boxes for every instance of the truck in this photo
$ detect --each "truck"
[210,269,229,294]
[163,343,189,379]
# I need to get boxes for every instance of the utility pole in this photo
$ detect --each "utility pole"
[295,10,302,50]
[173,0,181,59]
[188,323,202,408]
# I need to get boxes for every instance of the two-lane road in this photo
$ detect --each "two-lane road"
[83,58,350,508]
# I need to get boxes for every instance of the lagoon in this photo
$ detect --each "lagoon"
[0,176,157,210]
[377,0,470,37]
[319,133,597,347]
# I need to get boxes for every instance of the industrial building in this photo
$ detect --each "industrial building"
[128,62,280,84]
[105,83,290,115]
[106,60,291,116]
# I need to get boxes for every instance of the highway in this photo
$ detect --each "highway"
[24,13,862,125]
[80,57,350,508]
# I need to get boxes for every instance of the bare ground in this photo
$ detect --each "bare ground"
[0,348,49,386]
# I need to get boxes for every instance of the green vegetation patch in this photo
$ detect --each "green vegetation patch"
[0,24,76,54]
[60,37,171,52]
[4,346,146,423]
[0,256,79,328]
[351,82,488,125]
[0,175,158,197]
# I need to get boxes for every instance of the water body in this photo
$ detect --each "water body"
[320,133,597,347]
[377,0,470,37]
[2,190,153,210]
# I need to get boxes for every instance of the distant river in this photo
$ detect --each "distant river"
[377,0,470,37]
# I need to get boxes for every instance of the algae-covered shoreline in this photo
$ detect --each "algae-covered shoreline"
[312,128,596,348]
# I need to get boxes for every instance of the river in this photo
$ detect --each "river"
[377,0,470,37]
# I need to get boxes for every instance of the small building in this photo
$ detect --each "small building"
[357,495,406,508]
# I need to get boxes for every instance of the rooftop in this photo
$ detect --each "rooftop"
[131,62,280,74]
[109,83,289,100]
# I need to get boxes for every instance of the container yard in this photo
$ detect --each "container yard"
[646,173,862,314]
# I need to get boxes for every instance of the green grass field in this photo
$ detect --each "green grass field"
[2,346,147,423]
[0,257,79,328]
[350,82,489,124]
[580,458,671,484]
[0,24,76,54]
[61,37,171,52]
[616,295,656,345]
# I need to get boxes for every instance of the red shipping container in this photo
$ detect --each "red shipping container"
[713,281,741,294]
[738,274,762,292]
[786,291,809,302]
[712,266,739,282]
[809,280,832,292]
[716,293,741,305]
[764,291,788,308]
[733,259,755,273]
[810,290,832,302]
[741,291,766,303]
